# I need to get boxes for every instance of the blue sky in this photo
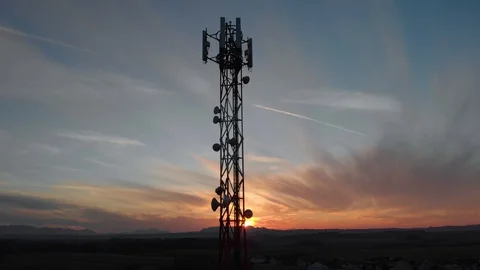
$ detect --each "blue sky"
[0,0,479,232]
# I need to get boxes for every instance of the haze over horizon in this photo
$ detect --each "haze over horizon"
[1,0,479,233]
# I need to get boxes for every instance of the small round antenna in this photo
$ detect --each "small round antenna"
[215,186,224,196]
[212,143,221,152]
[244,209,253,219]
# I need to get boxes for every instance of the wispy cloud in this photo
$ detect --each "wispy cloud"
[0,25,96,54]
[148,160,216,189]
[53,181,207,208]
[248,73,480,228]
[176,68,214,96]
[57,131,145,146]
[253,104,367,137]
[86,158,118,168]
[248,136,480,227]
[247,154,289,164]
[30,143,61,155]
[0,31,171,113]
[38,164,83,173]
[0,192,77,211]
[280,90,401,112]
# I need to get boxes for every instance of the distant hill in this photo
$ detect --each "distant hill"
[199,226,334,236]
[200,226,274,233]
[199,224,480,236]
[131,228,169,234]
[425,224,480,232]
[3,224,479,237]
[0,225,96,236]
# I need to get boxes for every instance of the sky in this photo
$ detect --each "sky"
[0,0,479,233]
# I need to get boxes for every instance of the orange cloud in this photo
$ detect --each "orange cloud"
[246,154,290,164]
[49,180,210,215]
[246,141,480,229]
[0,191,215,233]
[196,104,480,231]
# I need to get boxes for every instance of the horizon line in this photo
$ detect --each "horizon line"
[2,223,479,235]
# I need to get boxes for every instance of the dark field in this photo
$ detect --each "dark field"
[1,230,480,270]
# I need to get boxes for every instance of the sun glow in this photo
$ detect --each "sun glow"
[244,219,255,227]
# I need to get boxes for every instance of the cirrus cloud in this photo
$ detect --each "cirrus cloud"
[57,131,145,146]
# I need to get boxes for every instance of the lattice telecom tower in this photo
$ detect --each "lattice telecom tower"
[203,17,253,270]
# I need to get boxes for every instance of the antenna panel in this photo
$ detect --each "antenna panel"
[235,18,242,49]
[202,30,209,63]
[220,17,226,51]
[247,38,253,69]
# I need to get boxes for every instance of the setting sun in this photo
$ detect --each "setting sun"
[244,219,255,227]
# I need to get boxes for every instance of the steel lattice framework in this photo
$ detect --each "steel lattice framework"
[203,17,253,270]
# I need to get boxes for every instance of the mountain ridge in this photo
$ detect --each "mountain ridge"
[1,224,480,236]
[0,225,95,235]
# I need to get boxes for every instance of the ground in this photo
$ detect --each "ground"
[1,230,479,270]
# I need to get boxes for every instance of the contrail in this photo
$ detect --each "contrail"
[0,25,96,54]
[253,104,367,137]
